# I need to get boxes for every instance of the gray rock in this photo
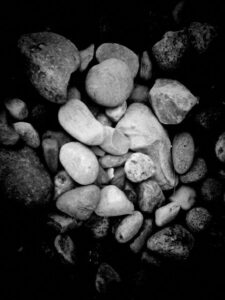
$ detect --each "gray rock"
[110,167,126,190]
[200,177,223,203]
[180,157,207,183]
[54,234,76,265]
[0,110,20,146]
[84,213,110,239]
[147,224,195,260]
[18,32,80,103]
[0,146,53,207]
[186,207,212,233]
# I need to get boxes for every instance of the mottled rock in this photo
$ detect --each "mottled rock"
[172,132,195,174]
[125,152,156,183]
[215,132,225,163]
[138,180,165,214]
[96,43,139,77]
[95,185,134,217]
[149,79,198,124]
[186,207,212,233]
[200,177,223,203]
[152,30,189,71]
[115,211,143,243]
[84,214,110,239]
[180,157,207,183]
[54,234,76,264]
[4,98,28,120]
[116,103,177,190]
[124,181,138,205]
[0,146,53,207]
[95,263,121,294]
[147,224,195,260]
[59,142,99,185]
[18,32,80,103]
[86,58,133,107]
[56,185,100,220]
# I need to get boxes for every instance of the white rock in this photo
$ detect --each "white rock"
[105,101,127,122]
[59,142,99,185]
[95,185,134,217]
[169,185,196,210]
[155,202,180,227]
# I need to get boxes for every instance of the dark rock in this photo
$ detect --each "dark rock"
[200,177,223,203]
[186,207,212,233]
[0,146,53,208]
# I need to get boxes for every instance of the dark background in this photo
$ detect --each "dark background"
[1,1,225,299]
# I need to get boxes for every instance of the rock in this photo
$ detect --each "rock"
[58,99,105,146]
[96,166,110,186]
[155,202,181,227]
[172,0,187,24]
[85,58,133,107]
[91,146,105,157]
[99,153,131,168]
[215,132,225,163]
[67,86,81,100]
[100,126,130,155]
[95,185,134,217]
[96,43,139,78]
[95,263,121,294]
[56,185,100,220]
[47,213,81,233]
[124,181,138,205]
[129,84,149,103]
[84,214,110,239]
[96,113,113,127]
[79,44,95,72]
[0,109,20,146]
[172,132,195,174]
[4,98,28,120]
[169,185,196,210]
[42,130,72,149]
[194,105,225,131]
[42,138,59,174]
[152,29,189,71]
[124,152,156,183]
[139,51,152,81]
[110,167,126,190]
[60,142,99,185]
[180,157,207,183]
[147,224,195,260]
[13,121,40,148]
[200,177,223,203]
[105,101,127,122]
[116,103,177,190]
[130,218,153,253]
[54,170,75,200]
[149,79,198,124]
[141,251,162,267]
[188,22,218,54]
[107,168,114,181]
[185,207,212,233]
[18,32,80,103]
[0,146,53,207]
[54,234,76,264]
[138,180,165,214]
[115,211,143,243]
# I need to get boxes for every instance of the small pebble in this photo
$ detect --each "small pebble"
[149,79,198,124]
[96,113,113,127]
[169,185,196,210]
[99,153,131,169]
[200,177,223,203]
[107,168,114,181]
[180,157,207,183]
[79,44,95,72]
[84,214,110,239]
[130,218,153,253]
[96,166,110,186]
[141,251,162,267]
[67,86,81,100]
[138,180,165,213]
[91,146,105,157]
[129,84,149,103]
[42,138,59,173]
[110,167,126,190]
[215,132,225,163]
[56,185,100,220]
[95,185,134,217]
[105,101,127,122]
[139,51,152,81]
[194,105,225,131]
[95,263,121,294]
[0,122,20,146]
[172,132,195,174]
[60,142,99,185]
[54,234,76,265]
[47,213,81,233]
[186,207,212,233]
[124,181,138,205]
[4,98,28,120]
[13,121,40,148]
[54,170,75,199]
[125,152,156,183]
[155,202,181,227]
[43,130,72,149]
[115,211,143,243]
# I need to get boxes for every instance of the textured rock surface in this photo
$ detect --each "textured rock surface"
[0,146,53,207]
[18,32,80,103]
[149,79,198,124]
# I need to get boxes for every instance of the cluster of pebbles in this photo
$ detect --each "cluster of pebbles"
[1,15,225,297]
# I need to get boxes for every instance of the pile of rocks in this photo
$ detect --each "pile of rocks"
[1,20,224,296]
